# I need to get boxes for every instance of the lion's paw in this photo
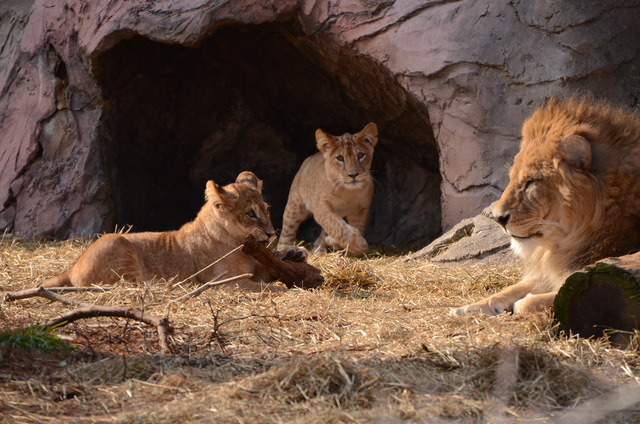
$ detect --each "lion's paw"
[450,298,513,317]
[512,293,555,314]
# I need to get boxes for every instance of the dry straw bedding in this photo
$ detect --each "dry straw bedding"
[1,236,640,423]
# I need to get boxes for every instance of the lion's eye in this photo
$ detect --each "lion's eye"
[247,211,257,219]
[357,152,365,161]
[524,180,535,191]
[336,155,345,163]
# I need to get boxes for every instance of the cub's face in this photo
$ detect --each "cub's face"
[227,186,275,243]
[206,173,275,243]
[316,123,378,189]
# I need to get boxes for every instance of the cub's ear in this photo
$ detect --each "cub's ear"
[557,134,591,171]
[315,128,336,153]
[205,180,227,208]
[359,122,378,147]
[236,171,263,192]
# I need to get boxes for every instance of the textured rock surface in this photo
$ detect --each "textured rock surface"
[407,204,514,265]
[1,0,640,249]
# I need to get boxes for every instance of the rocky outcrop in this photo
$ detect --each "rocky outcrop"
[1,0,639,249]
[407,204,514,265]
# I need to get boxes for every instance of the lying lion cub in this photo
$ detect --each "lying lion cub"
[38,172,282,292]
[277,123,378,256]
[451,97,640,316]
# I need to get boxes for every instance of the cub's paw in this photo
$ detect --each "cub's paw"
[343,226,368,256]
[276,245,309,262]
[312,236,329,254]
[324,235,340,249]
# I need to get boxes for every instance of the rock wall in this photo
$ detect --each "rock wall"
[1,0,639,248]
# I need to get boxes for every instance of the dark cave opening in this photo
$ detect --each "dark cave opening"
[93,22,441,249]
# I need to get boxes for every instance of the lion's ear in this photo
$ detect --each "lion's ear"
[315,129,336,153]
[557,134,591,171]
[205,180,227,208]
[359,122,379,147]
[236,171,263,193]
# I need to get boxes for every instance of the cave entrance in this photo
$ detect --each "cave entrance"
[93,22,441,250]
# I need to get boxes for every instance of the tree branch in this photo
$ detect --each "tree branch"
[4,286,171,353]
[45,306,172,353]
[3,286,99,307]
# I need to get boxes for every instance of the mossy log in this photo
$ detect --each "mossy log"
[554,252,640,347]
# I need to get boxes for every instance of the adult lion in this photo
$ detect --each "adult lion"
[451,97,640,316]
[38,171,283,292]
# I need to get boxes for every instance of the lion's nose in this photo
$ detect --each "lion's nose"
[348,172,359,179]
[493,212,510,228]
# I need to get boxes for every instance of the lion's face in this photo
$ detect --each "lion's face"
[492,152,564,245]
[206,173,275,243]
[316,123,378,190]
[491,108,597,257]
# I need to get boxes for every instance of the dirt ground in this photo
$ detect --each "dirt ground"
[1,236,640,423]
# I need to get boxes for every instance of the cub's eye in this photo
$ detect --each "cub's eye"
[524,180,535,192]
[336,155,345,163]
[246,210,257,219]
[357,152,365,161]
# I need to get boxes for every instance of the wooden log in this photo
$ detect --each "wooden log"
[554,251,640,348]
[242,236,324,289]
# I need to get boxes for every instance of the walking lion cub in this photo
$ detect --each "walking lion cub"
[38,172,282,291]
[451,97,640,315]
[277,123,378,256]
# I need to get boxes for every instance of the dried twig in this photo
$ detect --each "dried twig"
[168,273,253,305]
[3,286,94,307]
[45,306,172,353]
[170,245,244,288]
[3,286,172,353]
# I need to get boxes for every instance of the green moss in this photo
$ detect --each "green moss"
[0,324,73,353]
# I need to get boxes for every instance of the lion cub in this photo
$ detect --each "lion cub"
[38,172,281,292]
[277,123,378,256]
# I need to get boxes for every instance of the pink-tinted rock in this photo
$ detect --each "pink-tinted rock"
[1,0,639,249]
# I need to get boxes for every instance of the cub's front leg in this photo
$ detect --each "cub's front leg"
[277,193,311,256]
[449,280,550,316]
[313,202,368,256]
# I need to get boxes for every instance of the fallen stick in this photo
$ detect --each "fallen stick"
[4,286,94,307]
[4,286,172,353]
[168,273,254,304]
[44,305,172,353]
[242,236,324,289]
[170,245,243,288]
